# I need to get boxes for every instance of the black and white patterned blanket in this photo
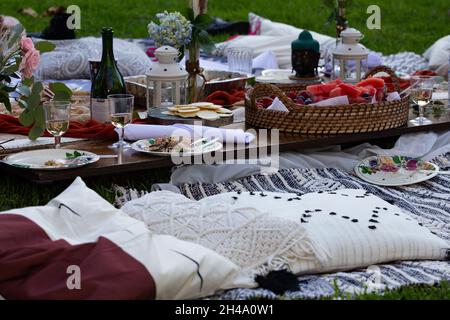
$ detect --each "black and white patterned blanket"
[174,155,450,299]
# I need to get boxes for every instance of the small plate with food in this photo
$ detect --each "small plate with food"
[355,155,439,186]
[131,136,223,157]
[2,149,100,170]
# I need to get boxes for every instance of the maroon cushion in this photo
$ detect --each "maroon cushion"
[0,214,156,300]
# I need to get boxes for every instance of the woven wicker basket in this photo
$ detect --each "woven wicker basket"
[245,66,410,135]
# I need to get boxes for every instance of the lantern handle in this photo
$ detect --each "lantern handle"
[363,65,401,93]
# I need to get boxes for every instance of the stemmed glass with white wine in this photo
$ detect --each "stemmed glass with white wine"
[108,94,134,149]
[44,101,71,149]
[409,76,435,126]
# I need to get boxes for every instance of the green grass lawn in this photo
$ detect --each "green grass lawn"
[1,0,449,54]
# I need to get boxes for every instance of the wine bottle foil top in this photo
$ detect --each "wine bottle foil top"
[101,27,114,34]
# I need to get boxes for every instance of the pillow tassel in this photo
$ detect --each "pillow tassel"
[255,270,299,295]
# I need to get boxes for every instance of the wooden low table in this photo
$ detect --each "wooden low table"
[1,109,450,183]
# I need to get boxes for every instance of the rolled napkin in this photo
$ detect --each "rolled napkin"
[120,123,255,144]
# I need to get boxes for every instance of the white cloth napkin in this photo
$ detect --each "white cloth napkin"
[311,95,349,107]
[386,92,401,101]
[267,97,289,112]
[120,124,255,144]
[252,51,279,70]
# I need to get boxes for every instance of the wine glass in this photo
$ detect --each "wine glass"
[409,76,434,126]
[108,94,134,149]
[44,101,71,149]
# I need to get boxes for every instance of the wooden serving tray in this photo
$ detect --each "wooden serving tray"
[147,107,234,127]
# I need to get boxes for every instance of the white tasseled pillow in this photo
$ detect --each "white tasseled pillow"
[200,189,449,274]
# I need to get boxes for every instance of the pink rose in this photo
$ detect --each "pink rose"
[20,49,40,78]
[20,37,35,53]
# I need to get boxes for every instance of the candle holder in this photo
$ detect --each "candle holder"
[145,46,188,111]
[332,28,369,83]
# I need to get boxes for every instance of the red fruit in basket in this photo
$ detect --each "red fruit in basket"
[320,83,338,96]
[256,102,265,109]
[295,98,305,105]
[298,90,311,99]
[329,87,345,98]
[287,91,298,100]
[349,96,367,104]
[258,97,274,108]
[306,84,324,96]
[328,78,343,85]
[338,83,362,98]
[356,78,385,89]
[304,98,313,105]
[313,95,326,103]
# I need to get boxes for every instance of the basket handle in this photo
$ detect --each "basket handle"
[363,65,401,92]
[249,83,296,110]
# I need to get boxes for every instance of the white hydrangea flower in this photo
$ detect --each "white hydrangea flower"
[147,11,192,49]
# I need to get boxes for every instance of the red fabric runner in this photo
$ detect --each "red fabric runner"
[205,89,246,106]
[0,114,149,140]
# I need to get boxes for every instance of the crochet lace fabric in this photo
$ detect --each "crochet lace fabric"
[123,192,328,276]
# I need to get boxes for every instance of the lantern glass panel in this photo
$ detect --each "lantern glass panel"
[332,57,368,83]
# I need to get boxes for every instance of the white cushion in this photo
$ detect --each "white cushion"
[124,189,449,275]
[1,178,252,299]
[35,37,152,80]
[218,13,335,69]
[423,35,450,77]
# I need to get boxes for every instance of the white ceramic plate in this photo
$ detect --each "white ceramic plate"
[2,149,100,170]
[355,155,439,186]
[131,138,223,157]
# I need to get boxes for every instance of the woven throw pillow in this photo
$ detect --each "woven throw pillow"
[124,189,449,276]
[34,37,152,80]
[0,178,251,300]
[200,189,449,274]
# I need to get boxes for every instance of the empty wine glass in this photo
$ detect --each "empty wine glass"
[227,47,254,74]
[44,101,71,149]
[108,94,134,149]
[409,76,434,126]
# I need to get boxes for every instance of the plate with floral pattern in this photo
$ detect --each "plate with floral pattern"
[2,149,100,170]
[355,155,439,186]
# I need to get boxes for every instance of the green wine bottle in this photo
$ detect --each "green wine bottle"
[90,27,126,123]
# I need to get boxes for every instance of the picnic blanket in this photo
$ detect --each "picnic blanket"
[179,156,450,299]
[115,152,450,299]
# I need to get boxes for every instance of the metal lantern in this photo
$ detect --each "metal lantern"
[146,46,188,110]
[332,28,369,82]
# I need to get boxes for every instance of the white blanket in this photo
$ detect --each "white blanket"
[170,131,450,185]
